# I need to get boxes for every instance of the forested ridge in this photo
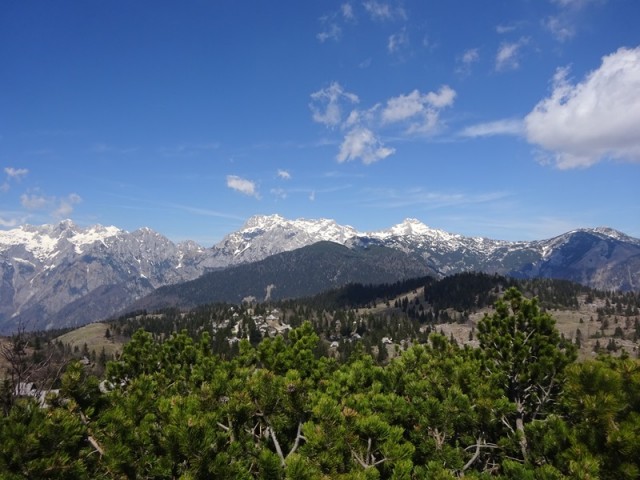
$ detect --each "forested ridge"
[2,287,640,479]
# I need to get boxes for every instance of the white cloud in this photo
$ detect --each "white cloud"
[462,48,479,65]
[381,85,456,134]
[382,86,455,122]
[387,29,409,53]
[363,1,391,19]
[362,1,405,20]
[543,15,575,42]
[2,167,29,192]
[309,191,316,201]
[53,193,82,219]
[20,190,82,218]
[382,90,426,123]
[456,48,480,76]
[496,37,529,71]
[337,127,395,164]
[524,46,640,169]
[460,119,524,138]
[312,83,455,164]
[545,0,603,42]
[310,82,359,128]
[226,175,259,198]
[5,167,29,180]
[21,193,50,210]
[277,169,291,180]
[425,85,456,108]
[317,23,341,43]
[341,3,354,19]
[496,24,518,34]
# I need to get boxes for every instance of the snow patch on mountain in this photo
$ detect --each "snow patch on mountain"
[0,220,124,260]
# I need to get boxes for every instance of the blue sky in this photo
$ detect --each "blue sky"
[1,0,639,245]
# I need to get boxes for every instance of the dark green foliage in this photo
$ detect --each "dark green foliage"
[304,276,435,310]
[2,288,640,478]
[0,400,92,479]
[131,242,434,311]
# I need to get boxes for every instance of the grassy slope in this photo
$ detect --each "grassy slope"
[55,323,123,358]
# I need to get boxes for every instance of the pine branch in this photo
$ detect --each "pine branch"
[461,437,500,474]
[287,421,305,458]
[461,438,482,473]
[350,438,387,469]
[78,411,105,456]
[267,426,286,467]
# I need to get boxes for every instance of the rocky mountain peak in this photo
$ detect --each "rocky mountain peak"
[242,214,287,230]
[387,218,434,236]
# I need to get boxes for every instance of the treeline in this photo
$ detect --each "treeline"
[297,276,435,311]
[2,289,640,478]
[306,272,627,314]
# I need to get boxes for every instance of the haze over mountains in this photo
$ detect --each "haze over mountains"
[1,215,639,332]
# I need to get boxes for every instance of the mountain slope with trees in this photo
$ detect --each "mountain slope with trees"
[128,241,435,312]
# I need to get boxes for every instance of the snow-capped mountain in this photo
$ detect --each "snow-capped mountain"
[1,215,639,333]
[0,221,206,332]
[202,214,359,268]
[362,218,530,275]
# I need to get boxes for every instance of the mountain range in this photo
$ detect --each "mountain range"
[1,215,639,332]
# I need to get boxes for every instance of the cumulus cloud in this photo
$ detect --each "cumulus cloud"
[311,82,456,163]
[337,127,395,164]
[425,85,457,108]
[382,90,426,123]
[524,46,640,169]
[277,169,291,180]
[381,85,456,134]
[5,167,29,180]
[226,175,259,198]
[496,37,529,71]
[460,119,524,138]
[310,82,359,128]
